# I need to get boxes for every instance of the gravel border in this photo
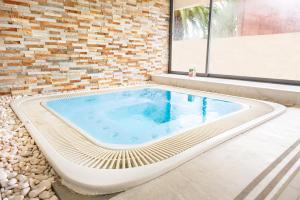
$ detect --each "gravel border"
[0,96,59,200]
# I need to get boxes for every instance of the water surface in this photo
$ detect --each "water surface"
[47,88,242,145]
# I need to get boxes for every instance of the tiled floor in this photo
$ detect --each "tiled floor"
[278,170,300,200]
[110,108,300,200]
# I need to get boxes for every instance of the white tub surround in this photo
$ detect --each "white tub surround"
[11,85,285,195]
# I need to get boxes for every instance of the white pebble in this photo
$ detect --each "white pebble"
[48,195,59,200]
[9,195,24,200]
[0,170,8,181]
[19,181,29,189]
[17,175,27,183]
[21,187,30,196]
[8,178,17,186]
[38,190,51,199]
[7,172,17,179]
[0,96,57,199]
[28,179,52,198]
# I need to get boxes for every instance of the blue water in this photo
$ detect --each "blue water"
[46,88,242,145]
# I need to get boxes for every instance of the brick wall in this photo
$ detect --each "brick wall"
[0,0,169,95]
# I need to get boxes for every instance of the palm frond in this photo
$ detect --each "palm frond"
[173,5,210,40]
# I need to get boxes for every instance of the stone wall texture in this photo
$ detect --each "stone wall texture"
[0,0,169,95]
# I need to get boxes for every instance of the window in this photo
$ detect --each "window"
[171,0,210,74]
[209,0,300,81]
[170,0,300,83]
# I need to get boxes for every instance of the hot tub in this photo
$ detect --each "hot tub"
[10,84,285,195]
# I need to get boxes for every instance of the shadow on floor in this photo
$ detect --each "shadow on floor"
[53,181,121,200]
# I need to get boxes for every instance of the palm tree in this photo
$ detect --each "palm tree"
[173,5,210,40]
[211,0,239,37]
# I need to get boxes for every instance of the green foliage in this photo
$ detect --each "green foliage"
[211,0,239,37]
[173,5,210,41]
[173,0,239,40]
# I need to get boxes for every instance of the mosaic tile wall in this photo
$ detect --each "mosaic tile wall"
[0,0,169,95]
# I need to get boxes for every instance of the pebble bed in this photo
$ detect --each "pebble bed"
[0,96,59,200]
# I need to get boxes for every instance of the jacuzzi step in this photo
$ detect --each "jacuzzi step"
[235,138,300,200]
[270,154,300,200]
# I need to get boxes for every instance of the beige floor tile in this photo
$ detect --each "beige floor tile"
[111,108,300,200]
[289,171,300,190]
[278,186,300,200]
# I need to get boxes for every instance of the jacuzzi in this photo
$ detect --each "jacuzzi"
[10,84,285,195]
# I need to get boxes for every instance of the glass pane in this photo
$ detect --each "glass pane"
[209,0,300,81]
[171,0,210,74]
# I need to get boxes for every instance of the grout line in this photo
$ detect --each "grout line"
[256,150,300,200]
[234,139,300,200]
[269,159,300,200]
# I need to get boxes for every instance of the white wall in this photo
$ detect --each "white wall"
[209,32,300,80]
[171,32,300,81]
[171,39,207,73]
[172,0,210,73]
